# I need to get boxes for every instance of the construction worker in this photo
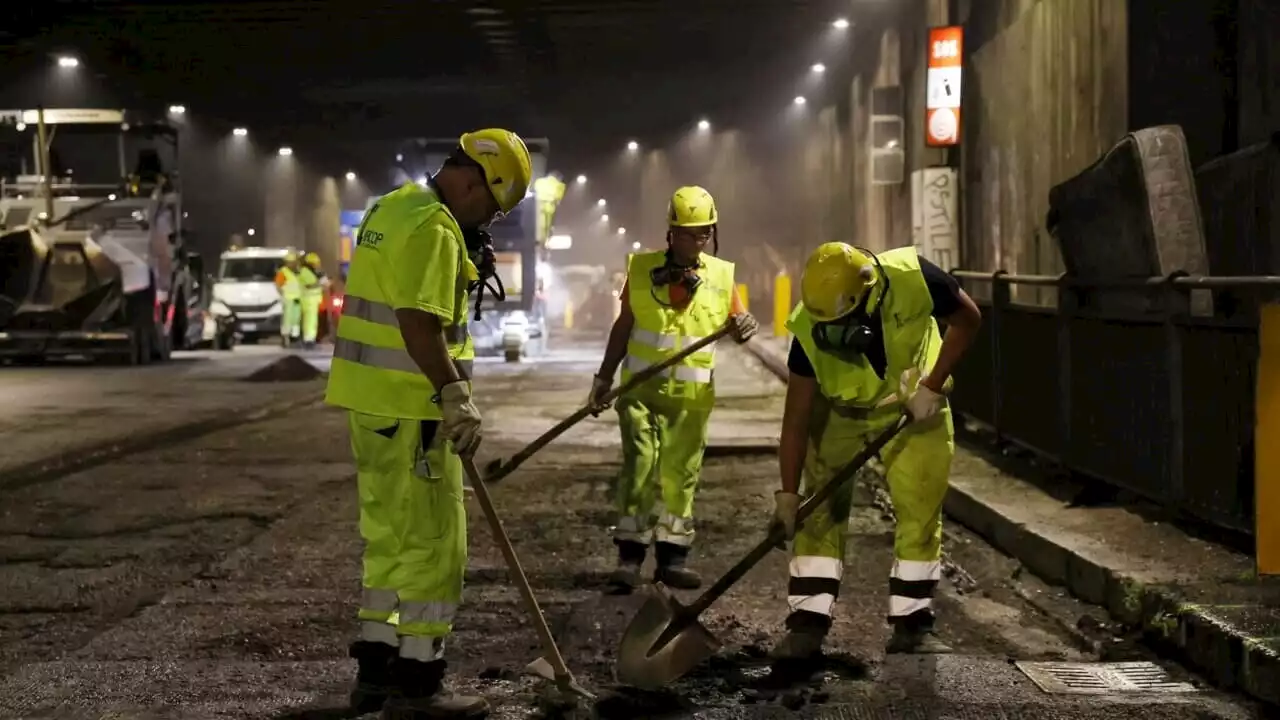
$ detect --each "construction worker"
[299,252,326,349]
[587,186,759,592]
[768,242,982,659]
[324,128,531,718]
[275,251,303,347]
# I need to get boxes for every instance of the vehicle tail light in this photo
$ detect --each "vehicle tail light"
[333,295,344,312]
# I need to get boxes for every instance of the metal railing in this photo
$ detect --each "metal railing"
[948,270,1280,536]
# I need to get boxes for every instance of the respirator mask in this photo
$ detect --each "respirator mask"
[810,249,888,360]
[649,251,704,307]
[462,227,506,321]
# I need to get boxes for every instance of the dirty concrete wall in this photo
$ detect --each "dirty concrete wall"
[957,0,1129,278]
[1238,0,1280,148]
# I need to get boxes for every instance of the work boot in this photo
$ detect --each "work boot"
[885,621,953,654]
[653,541,702,590]
[770,629,827,661]
[606,540,646,591]
[381,657,489,719]
[348,641,398,714]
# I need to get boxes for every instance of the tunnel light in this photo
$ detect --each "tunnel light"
[794,96,807,106]
[416,175,428,186]
[345,171,357,181]
[601,214,610,223]
[811,63,826,74]
[575,174,587,185]
[596,198,606,207]
[56,56,79,68]
[617,227,627,235]
[232,127,248,137]
[168,105,186,115]
[697,119,711,131]
[277,146,293,157]
[108,193,117,201]
[15,122,25,132]
[832,18,850,29]
[396,153,404,162]
[247,228,256,236]
[631,241,641,251]
[626,140,639,152]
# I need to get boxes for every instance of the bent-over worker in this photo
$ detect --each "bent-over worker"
[588,186,759,592]
[325,128,532,719]
[770,242,982,659]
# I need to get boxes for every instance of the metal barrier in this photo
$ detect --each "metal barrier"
[949,270,1280,536]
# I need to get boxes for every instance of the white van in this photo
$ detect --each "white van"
[209,246,291,344]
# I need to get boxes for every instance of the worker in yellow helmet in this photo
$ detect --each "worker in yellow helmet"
[324,128,531,718]
[768,242,982,661]
[298,252,326,349]
[587,186,758,592]
[275,250,303,347]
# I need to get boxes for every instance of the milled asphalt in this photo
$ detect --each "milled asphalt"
[0,339,1265,719]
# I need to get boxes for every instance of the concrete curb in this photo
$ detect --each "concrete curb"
[736,338,1280,708]
[0,386,327,492]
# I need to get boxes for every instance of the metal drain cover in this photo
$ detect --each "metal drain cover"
[1015,661,1198,694]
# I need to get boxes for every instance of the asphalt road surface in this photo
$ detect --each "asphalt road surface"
[0,338,1266,719]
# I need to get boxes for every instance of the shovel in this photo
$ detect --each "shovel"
[460,455,595,700]
[614,416,909,690]
[483,324,734,485]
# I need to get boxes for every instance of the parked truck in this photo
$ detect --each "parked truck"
[0,108,203,364]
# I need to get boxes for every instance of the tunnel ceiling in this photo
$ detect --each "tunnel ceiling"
[21,0,859,156]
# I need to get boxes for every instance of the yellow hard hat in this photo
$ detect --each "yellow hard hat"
[283,250,299,263]
[667,186,717,227]
[800,242,878,322]
[304,252,320,266]
[459,128,533,215]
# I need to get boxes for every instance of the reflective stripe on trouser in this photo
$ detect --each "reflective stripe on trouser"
[612,395,711,547]
[301,295,322,343]
[282,297,302,339]
[787,403,954,630]
[349,410,467,660]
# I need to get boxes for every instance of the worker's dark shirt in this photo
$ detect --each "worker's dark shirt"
[788,256,962,380]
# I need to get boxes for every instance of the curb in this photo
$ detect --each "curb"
[0,387,327,493]
[737,338,1280,708]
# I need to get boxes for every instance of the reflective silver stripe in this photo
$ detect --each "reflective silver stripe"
[630,328,712,354]
[335,337,473,378]
[623,355,712,383]
[343,295,468,342]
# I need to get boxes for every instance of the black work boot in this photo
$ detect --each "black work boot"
[348,641,398,714]
[653,541,702,590]
[885,613,952,654]
[381,657,489,719]
[606,540,647,592]
[770,611,830,662]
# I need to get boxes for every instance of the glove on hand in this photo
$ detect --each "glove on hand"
[729,312,759,344]
[586,375,613,416]
[439,380,483,456]
[772,491,801,541]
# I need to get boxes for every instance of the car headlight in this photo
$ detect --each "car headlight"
[268,300,282,313]
[210,300,231,316]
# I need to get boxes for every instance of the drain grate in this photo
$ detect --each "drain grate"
[1015,661,1198,695]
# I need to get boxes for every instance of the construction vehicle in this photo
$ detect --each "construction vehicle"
[0,108,203,364]
[397,137,551,362]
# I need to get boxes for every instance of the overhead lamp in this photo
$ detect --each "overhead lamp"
[832,18,850,30]
[247,228,256,236]
[632,241,641,251]
[697,119,711,131]
[617,227,627,235]
[232,127,248,137]
[56,56,79,68]
[626,140,639,152]
[575,174,587,184]
[794,96,807,106]
[811,63,826,74]
[596,198,606,207]
[601,213,610,223]
[345,171,357,181]
[168,105,186,115]
[396,153,404,162]
[277,146,293,157]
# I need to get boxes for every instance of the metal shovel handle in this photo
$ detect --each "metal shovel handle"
[680,417,908,619]
[484,323,734,484]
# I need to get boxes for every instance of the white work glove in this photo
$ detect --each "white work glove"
[438,380,483,456]
[586,374,613,416]
[901,368,947,423]
[771,491,801,541]
[729,312,759,344]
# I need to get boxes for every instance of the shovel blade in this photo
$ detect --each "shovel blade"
[615,585,722,689]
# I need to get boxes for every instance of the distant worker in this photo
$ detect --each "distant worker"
[768,242,982,660]
[275,251,303,347]
[299,252,326,349]
[587,186,758,592]
[324,128,532,719]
